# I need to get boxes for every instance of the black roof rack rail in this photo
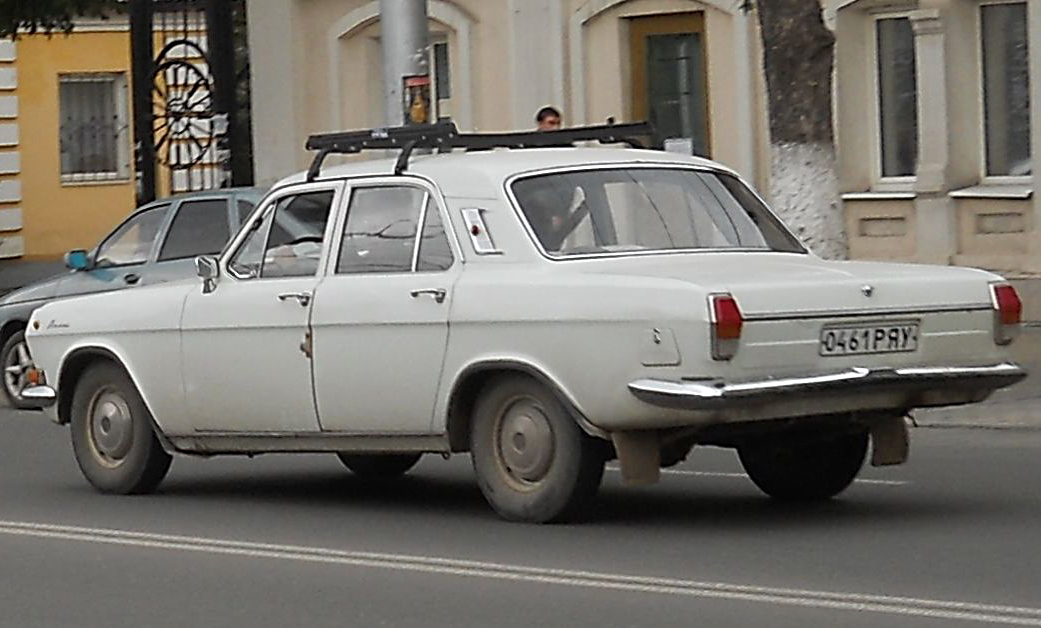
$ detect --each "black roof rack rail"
[304,121,654,181]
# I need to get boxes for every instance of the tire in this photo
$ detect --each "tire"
[469,375,605,523]
[738,429,868,501]
[1,330,33,410]
[337,453,422,478]
[70,362,172,495]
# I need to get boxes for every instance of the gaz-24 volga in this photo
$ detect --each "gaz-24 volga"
[19,123,1026,523]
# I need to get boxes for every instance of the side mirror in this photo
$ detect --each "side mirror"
[195,255,219,293]
[63,249,91,271]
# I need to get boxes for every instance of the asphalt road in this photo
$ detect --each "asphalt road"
[2,407,1041,628]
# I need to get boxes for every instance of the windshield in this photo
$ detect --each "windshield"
[510,168,804,257]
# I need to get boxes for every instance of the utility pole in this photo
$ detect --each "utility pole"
[379,0,431,127]
[129,0,156,203]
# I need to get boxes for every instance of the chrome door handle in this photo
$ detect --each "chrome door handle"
[278,291,312,306]
[410,288,447,303]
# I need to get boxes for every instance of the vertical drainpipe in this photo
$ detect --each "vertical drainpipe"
[379,0,430,127]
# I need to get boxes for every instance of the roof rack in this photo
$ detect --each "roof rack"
[304,120,654,181]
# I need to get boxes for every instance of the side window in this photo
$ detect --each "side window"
[237,199,256,226]
[95,204,169,267]
[416,197,454,272]
[338,186,425,274]
[228,190,335,279]
[158,199,231,261]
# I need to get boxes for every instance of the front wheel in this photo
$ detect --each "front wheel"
[2,330,33,409]
[738,429,868,501]
[470,376,605,523]
[70,362,172,494]
[336,453,422,478]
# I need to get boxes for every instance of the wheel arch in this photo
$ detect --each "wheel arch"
[0,318,27,347]
[444,359,607,452]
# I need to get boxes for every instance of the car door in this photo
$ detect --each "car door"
[180,182,343,433]
[310,178,460,433]
[56,203,171,298]
[146,195,238,286]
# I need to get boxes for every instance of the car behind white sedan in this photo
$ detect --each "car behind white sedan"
[21,123,1026,523]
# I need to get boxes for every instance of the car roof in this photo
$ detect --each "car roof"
[274,148,736,198]
[143,186,268,207]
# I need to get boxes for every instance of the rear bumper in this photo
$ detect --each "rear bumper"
[628,362,1026,412]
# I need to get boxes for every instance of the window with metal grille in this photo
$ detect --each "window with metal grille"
[58,73,131,183]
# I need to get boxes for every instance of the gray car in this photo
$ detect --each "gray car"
[1,187,266,408]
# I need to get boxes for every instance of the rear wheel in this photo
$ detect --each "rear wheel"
[470,375,605,523]
[738,429,868,501]
[70,362,172,494]
[1,330,32,409]
[336,453,422,478]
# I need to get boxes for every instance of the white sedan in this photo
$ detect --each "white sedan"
[21,123,1025,523]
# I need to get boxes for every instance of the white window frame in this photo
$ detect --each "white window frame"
[976,0,1032,186]
[869,11,919,192]
[58,72,132,185]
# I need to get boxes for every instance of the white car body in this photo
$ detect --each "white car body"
[23,146,1025,485]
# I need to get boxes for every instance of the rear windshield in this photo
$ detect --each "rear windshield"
[510,168,805,257]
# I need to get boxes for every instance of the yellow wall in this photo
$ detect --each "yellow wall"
[15,31,137,259]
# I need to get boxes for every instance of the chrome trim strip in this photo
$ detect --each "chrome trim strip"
[628,362,1026,410]
[743,303,992,321]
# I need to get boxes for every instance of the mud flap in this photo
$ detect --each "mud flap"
[611,431,661,485]
[870,416,909,466]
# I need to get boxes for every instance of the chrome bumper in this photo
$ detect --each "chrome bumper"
[19,385,57,409]
[628,363,1026,411]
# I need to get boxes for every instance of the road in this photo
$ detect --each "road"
[1,406,1040,627]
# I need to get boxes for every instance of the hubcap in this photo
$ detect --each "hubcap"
[89,391,134,465]
[3,340,31,401]
[496,398,555,485]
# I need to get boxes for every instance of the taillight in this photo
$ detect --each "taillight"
[990,283,1022,345]
[710,294,743,360]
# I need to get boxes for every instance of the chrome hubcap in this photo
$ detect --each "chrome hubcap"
[3,340,31,400]
[496,398,554,485]
[89,391,134,464]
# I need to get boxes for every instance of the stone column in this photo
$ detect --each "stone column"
[1026,0,1041,273]
[909,9,956,265]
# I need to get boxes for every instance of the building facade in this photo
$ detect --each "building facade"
[831,0,1039,274]
[245,0,772,195]
[0,21,139,274]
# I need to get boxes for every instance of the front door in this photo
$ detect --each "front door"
[630,13,710,155]
[180,183,342,432]
[310,180,458,434]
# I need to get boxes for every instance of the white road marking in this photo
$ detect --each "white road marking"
[606,466,909,486]
[0,519,1036,625]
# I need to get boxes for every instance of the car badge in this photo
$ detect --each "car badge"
[861,285,874,297]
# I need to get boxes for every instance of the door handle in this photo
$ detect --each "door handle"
[277,291,313,306]
[410,288,447,304]
[123,273,141,285]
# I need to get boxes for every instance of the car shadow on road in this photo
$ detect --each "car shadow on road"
[147,465,1017,531]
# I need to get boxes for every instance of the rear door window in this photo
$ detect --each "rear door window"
[158,199,232,261]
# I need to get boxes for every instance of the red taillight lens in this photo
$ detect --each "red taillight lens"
[710,294,743,360]
[991,283,1022,345]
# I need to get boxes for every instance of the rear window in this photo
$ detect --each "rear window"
[510,168,804,257]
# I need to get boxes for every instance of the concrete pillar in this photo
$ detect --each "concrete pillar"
[1026,0,1041,272]
[909,9,956,264]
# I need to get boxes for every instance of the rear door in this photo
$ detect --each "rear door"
[310,178,460,434]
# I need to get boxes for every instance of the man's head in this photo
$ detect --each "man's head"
[536,106,562,131]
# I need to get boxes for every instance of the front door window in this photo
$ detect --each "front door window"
[94,204,169,267]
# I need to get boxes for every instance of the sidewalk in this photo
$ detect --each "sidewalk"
[914,325,1041,429]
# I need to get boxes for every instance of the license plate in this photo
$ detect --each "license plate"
[819,321,919,356]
